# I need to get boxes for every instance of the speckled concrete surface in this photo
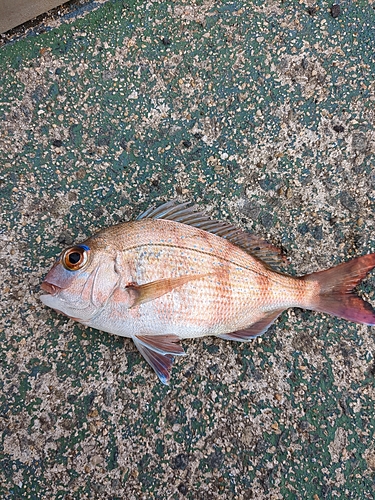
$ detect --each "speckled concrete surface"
[1,0,375,498]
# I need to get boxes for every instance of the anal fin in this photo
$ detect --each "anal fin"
[132,334,185,384]
[217,309,283,341]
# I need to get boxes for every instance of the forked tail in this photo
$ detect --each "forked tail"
[302,253,375,325]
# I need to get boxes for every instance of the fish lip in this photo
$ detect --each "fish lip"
[41,281,61,296]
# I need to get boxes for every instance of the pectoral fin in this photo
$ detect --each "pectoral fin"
[126,274,206,308]
[133,334,185,384]
[217,310,283,341]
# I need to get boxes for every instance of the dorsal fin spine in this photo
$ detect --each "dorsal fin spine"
[137,201,285,268]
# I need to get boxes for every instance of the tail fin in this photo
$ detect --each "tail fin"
[303,253,375,325]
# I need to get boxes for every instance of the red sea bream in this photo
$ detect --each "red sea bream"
[40,201,375,384]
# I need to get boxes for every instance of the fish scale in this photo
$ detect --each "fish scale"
[111,231,283,333]
[40,201,375,384]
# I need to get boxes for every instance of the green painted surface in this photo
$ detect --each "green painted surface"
[1,0,375,498]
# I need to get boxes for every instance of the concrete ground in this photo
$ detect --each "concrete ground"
[1,0,375,498]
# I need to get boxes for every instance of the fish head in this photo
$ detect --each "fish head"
[40,242,120,322]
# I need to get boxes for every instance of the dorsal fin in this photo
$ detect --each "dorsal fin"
[137,201,286,268]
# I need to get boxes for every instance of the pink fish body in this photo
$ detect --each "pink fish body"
[41,201,375,384]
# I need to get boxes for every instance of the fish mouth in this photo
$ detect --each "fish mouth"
[41,281,61,296]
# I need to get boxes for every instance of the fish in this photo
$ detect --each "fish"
[40,201,375,384]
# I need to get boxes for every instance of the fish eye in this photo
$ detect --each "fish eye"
[62,246,89,271]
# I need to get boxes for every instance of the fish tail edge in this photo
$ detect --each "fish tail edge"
[302,253,375,326]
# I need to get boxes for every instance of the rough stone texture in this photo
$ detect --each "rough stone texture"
[1,0,375,498]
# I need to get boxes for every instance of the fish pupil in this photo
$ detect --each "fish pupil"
[68,252,81,264]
